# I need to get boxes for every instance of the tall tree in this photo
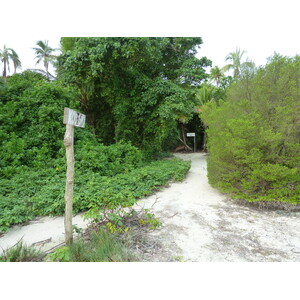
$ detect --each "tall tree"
[0,45,22,78]
[209,66,224,87]
[33,40,56,78]
[11,49,22,74]
[222,48,254,78]
[57,37,211,155]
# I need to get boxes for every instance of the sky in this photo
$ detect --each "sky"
[1,0,299,77]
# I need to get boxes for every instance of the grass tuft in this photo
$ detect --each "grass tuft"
[0,240,43,262]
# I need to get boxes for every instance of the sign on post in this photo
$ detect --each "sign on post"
[63,107,86,128]
[186,132,195,137]
[63,108,86,245]
[187,132,196,152]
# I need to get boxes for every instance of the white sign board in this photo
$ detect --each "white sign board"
[187,132,195,137]
[63,108,86,128]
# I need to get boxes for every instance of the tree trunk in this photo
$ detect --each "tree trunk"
[178,123,192,151]
[64,124,75,245]
[181,123,187,145]
[3,60,7,79]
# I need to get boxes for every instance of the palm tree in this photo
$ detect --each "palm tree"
[0,45,22,79]
[209,66,224,87]
[33,40,56,78]
[11,49,22,74]
[222,48,254,78]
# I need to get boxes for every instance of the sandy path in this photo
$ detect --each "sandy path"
[135,153,300,262]
[1,152,300,261]
[0,213,90,255]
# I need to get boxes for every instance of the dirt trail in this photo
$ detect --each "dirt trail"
[135,153,300,262]
[1,152,300,261]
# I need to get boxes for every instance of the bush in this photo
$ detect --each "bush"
[0,72,78,174]
[0,157,190,233]
[201,54,300,205]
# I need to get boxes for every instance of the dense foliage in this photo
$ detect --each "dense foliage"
[0,156,190,233]
[202,54,300,205]
[0,71,77,175]
[57,37,211,156]
[0,71,191,232]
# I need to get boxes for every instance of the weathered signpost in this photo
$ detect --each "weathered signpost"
[186,132,196,152]
[63,108,86,244]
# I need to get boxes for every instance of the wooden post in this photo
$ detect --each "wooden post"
[63,108,86,245]
[64,124,75,245]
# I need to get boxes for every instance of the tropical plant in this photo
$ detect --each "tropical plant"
[202,54,300,206]
[57,37,211,156]
[0,72,191,232]
[0,45,21,78]
[0,77,4,88]
[209,66,224,87]
[222,48,255,78]
[32,40,57,78]
[11,50,22,74]
[60,37,79,52]
[196,83,216,106]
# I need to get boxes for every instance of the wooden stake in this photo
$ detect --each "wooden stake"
[64,124,75,245]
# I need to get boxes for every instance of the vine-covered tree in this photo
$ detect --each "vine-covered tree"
[57,37,211,156]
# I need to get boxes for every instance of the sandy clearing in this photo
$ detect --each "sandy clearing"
[135,153,300,262]
[1,152,300,261]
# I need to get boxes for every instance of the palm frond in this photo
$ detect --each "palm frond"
[33,40,56,74]
[221,64,233,73]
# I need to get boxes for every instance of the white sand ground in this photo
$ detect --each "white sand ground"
[1,152,300,261]
[0,213,90,255]
[135,153,300,262]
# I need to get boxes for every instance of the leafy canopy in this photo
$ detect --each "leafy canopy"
[57,37,211,156]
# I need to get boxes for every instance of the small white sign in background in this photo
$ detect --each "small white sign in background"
[187,132,195,137]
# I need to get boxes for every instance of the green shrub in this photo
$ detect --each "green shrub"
[45,246,70,262]
[0,158,190,233]
[75,139,144,175]
[0,72,78,175]
[201,54,300,205]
